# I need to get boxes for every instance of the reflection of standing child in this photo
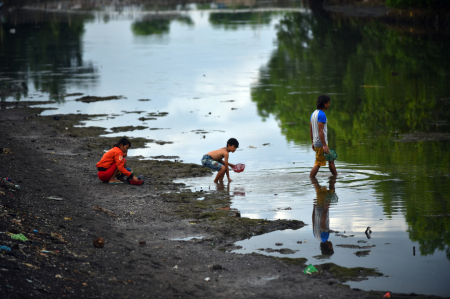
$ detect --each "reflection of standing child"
[201,138,239,183]
[311,177,336,256]
[309,95,337,178]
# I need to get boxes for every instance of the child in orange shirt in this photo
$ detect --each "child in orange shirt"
[96,138,140,184]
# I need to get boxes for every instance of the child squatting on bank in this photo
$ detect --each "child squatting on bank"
[201,138,239,183]
[96,137,140,184]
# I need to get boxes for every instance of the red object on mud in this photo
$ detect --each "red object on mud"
[130,179,143,186]
[383,292,391,298]
[232,163,245,173]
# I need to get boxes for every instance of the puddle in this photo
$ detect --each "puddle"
[172,237,203,241]
[264,276,279,281]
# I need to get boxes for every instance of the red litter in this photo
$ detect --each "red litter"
[232,163,245,173]
[383,292,391,298]
[130,179,143,186]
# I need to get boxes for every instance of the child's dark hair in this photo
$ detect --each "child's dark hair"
[227,138,239,148]
[316,95,330,110]
[320,241,334,255]
[114,137,131,148]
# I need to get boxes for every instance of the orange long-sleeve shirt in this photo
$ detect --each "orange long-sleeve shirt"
[96,147,132,177]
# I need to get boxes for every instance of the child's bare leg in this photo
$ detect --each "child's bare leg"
[108,168,121,183]
[214,166,226,183]
[328,161,337,176]
[310,165,320,178]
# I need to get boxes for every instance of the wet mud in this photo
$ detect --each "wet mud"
[74,95,125,103]
[64,93,84,97]
[109,126,148,133]
[22,109,173,151]
[1,107,445,298]
[121,111,146,114]
[138,117,157,121]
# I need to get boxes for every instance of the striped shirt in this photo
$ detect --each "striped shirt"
[310,109,327,147]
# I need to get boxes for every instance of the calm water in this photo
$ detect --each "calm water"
[1,3,450,296]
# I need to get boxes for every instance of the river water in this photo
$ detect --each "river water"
[1,2,450,296]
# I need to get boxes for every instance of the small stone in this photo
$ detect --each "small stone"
[278,248,297,254]
[139,241,146,246]
[212,264,222,270]
[275,243,283,246]
[8,228,20,234]
[93,237,105,248]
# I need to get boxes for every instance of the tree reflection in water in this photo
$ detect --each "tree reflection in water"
[0,10,98,102]
[251,8,450,259]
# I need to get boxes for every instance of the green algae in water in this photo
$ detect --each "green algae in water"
[315,263,382,282]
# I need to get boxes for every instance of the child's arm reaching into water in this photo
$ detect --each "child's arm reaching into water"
[218,159,235,169]
[223,152,232,182]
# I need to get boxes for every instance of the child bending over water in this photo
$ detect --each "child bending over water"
[201,138,239,183]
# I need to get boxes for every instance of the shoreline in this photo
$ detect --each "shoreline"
[0,105,445,298]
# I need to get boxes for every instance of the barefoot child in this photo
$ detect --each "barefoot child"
[201,138,239,183]
[96,137,139,184]
[309,95,337,178]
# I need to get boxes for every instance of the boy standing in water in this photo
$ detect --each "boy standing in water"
[310,95,337,178]
[201,138,239,183]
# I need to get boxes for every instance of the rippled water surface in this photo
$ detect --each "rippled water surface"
[1,3,450,296]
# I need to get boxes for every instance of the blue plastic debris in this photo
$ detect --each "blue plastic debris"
[1,245,12,252]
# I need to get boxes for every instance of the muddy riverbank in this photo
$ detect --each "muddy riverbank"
[0,105,443,298]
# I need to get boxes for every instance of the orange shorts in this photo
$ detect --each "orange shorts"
[314,147,327,167]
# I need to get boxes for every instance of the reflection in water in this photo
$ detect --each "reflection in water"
[251,8,450,142]
[233,186,246,196]
[250,6,450,260]
[2,3,450,295]
[0,10,98,102]
[209,12,272,30]
[311,177,337,256]
[132,16,171,35]
[213,182,242,217]
[131,14,193,36]
[215,182,246,197]
[215,181,230,192]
